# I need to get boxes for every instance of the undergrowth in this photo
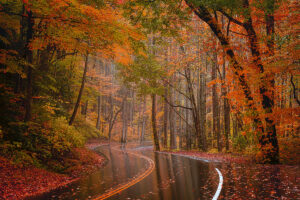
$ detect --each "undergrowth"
[0,112,105,172]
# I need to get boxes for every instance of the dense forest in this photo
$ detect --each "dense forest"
[0,0,299,182]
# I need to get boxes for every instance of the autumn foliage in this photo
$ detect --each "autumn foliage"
[0,1,299,198]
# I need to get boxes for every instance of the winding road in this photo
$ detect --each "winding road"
[31,143,299,200]
[93,146,156,200]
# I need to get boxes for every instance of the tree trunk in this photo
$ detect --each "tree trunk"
[185,82,191,150]
[222,57,230,151]
[179,107,183,149]
[222,16,231,152]
[224,87,230,151]
[137,102,141,140]
[100,95,105,133]
[121,95,128,143]
[163,89,169,148]
[151,94,160,151]
[212,51,221,152]
[140,97,146,143]
[169,76,176,149]
[108,106,123,141]
[81,100,88,118]
[131,90,135,137]
[184,65,207,151]
[260,0,278,163]
[69,53,89,125]
[24,10,34,122]
[233,114,238,138]
[199,70,207,151]
[96,95,101,129]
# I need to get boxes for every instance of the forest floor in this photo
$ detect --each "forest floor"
[161,150,300,199]
[0,142,107,200]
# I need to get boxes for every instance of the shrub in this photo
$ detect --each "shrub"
[45,117,85,159]
[73,116,102,139]
[0,116,86,170]
[279,137,300,165]
[11,150,41,167]
[232,135,248,152]
[52,117,84,147]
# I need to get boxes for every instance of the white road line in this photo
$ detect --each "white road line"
[158,152,224,199]
[212,168,223,200]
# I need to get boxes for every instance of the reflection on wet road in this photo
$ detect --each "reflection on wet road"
[32,143,300,200]
[32,144,217,200]
[94,146,155,200]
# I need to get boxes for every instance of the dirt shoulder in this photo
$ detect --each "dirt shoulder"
[0,145,107,200]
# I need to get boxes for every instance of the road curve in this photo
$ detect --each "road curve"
[31,144,223,200]
[30,144,297,200]
[93,146,223,200]
[93,147,155,200]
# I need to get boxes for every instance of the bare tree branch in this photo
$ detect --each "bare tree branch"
[218,9,244,27]
[169,103,194,130]
[229,30,248,37]
[162,78,192,101]
[162,95,192,110]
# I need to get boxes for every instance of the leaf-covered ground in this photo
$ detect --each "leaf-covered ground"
[0,147,106,200]
[218,163,300,200]
[164,151,300,200]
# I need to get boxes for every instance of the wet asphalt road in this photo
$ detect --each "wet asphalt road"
[31,143,300,200]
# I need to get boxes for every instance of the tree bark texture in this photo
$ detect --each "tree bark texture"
[151,94,160,151]
[69,53,89,125]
